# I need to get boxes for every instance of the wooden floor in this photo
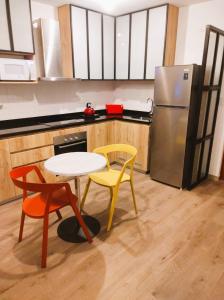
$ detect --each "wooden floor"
[1,167,224,300]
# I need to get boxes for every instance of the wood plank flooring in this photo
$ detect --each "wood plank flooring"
[1,167,224,300]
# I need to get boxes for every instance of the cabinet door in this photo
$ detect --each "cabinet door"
[88,11,102,79]
[103,15,114,79]
[87,123,110,151]
[114,121,150,172]
[9,0,34,53]
[146,6,167,79]
[0,140,15,202]
[116,15,130,79]
[71,6,88,79]
[130,10,147,79]
[0,0,11,51]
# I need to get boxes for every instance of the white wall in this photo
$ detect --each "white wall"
[113,81,154,111]
[31,1,58,20]
[0,81,114,120]
[0,1,114,121]
[176,0,224,177]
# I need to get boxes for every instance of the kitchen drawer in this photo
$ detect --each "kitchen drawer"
[11,145,54,168]
[8,129,65,153]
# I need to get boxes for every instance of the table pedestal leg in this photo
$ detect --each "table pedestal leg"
[74,177,81,207]
[57,176,101,243]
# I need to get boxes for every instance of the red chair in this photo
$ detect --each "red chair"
[9,165,92,268]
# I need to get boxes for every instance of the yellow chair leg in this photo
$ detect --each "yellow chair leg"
[130,180,137,215]
[109,187,113,201]
[80,178,91,210]
[107,188,118,231]
[107,187,113,210]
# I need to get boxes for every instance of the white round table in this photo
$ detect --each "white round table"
[44,152,107,243]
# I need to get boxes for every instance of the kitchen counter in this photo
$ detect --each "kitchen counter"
[0,110,152,139]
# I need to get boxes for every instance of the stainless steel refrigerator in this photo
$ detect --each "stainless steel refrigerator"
[150,65,201,188]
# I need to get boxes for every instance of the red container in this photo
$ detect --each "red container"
[106,104,124,115]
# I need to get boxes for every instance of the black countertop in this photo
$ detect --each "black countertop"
[0,110,152,139]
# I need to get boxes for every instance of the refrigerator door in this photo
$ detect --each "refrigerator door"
[154,65,194,107]
[150,106,189,187]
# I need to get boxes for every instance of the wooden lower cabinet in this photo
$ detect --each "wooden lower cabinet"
[0,120,150,203]
[87,122,113,151]
[113,121,150,172]
[8,129,65,153]
[0,140,16,202]
[11,146,54,168]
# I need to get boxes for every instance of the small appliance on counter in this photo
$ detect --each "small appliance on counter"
[106,104,124,115]
[83,102,99,119]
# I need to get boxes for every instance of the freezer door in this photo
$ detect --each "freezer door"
[154,65,194,107]
[150,106,189,187]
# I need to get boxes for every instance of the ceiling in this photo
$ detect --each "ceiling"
[34,0,213,15]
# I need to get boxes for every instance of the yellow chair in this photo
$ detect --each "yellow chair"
[80,144,138,231]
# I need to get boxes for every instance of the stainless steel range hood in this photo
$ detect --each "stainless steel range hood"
[33,18,79,81]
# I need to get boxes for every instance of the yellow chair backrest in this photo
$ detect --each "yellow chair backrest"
[93,144,137,175]
[93,143,137,156]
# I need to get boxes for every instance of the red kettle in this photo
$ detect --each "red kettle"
[84,102,95,116]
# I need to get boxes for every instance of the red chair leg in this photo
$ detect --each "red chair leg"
[56,209,62,220]
[70,201,92,243]
[41,215,49,268]
[18,212,25,242]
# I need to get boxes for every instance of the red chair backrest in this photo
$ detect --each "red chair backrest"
[9,165,66,195]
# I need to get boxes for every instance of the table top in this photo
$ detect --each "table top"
[44,152,107,177]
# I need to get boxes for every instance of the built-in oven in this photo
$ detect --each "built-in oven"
[54,132,87,155]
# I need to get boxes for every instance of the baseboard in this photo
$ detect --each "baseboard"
[208,174,219,181]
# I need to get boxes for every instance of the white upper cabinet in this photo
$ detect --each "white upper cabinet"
[59,4,178,81]
[130,10,147,79]
[146,6,167,79]
[88,11,102,79]
[103,15,114,79]
[9,0,34,53]
[116,15,130,80]
[0,0,11,51]
[71,6,88,79]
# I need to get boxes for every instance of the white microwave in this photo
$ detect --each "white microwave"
[0,58,37,81]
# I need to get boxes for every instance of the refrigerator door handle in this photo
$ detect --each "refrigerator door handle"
[156,105,189,109]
